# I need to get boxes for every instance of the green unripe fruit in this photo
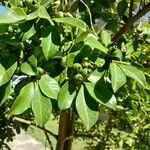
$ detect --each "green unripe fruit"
[25,0,33,5]
[54,11,64,18]
[37,67,44,75]
[73,63,82,72]
[73,74,83,81]
[18,1,23,7]
[81,68,92,78]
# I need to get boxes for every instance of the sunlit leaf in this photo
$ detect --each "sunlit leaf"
[84,34,108,53]
[118,64,146,86]
[101,30,111,46]
[41,29,58,60]
[85,82,117,109]
[39,74,60,99]
[110,62,126,93]
[21,62,36,76]
[8,82,35,116]
[0,8,26,24]
[76,85,99,130]
[53,17,87,31]
[32,83,52,125]
[58,81,76,110]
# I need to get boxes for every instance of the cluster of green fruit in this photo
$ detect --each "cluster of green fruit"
[17,0,39,9]
[71,58,94,83]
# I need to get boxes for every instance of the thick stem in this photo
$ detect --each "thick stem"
[56,108,75,150]
[112,2,150,43]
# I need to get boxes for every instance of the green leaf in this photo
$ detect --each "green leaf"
[0,60,17,86]
[85,82,117,109]
[84,34,108,53]
[117,0,128,16]
[88,69,105,83]
[58,81,76,110]
[8,82,35,116]
[21,62,36,76]
[27,10,38,21]
[0,81,11,106]
[76,85,99,130]
[0,25,8,34]
[22,24,36,41]
[38,6,50,20]
[101,30,111,46]
[39,74,60,99]
[75,30,90,43]
[0,64,5,83]
[41,29,58,60]
[32,83,52,125]
[40,0,53,6]
[0,8,26,24]
[110,62,126,93]
[66,53,75,67]
[53,17,87,32]
[0,35,21,46]
[28,55,37,68]
[118,64,146,86]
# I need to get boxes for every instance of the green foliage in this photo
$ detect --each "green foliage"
[0,0,150,149]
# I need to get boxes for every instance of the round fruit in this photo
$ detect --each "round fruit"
[37,67,44,75]
[73,74,83,81]
[25,0,33,5]
[54,11,64,18]
[81,68,92,78]
[73,63,82,72]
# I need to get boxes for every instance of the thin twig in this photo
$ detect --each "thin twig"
[79,0,97,36]
[63,135,73,143]
[43,125,54,150]
[13,117,58,139]
[74,133,101,142]
[112,2,150,43]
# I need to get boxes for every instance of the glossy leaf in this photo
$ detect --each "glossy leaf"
[76,85,99,130]
[84,34,108,53]
[32,84,52,125]
[8,82,35,116]
[39,74,60,99]
[0,64,5,83]
[118,64,146,86]
[22,24,36,41]
[66,53,75,67]
[21,62,36,76]
[28,55,37,68]
[85,82,117,109]
[38,6,50,20]
[110,62,126,93]
[101,30,111,46]
[58,81,76,110]
[0,81,11,106]
[0,8,26,24]
[88,69,105,83]
[53,17,87,32]
[40,0,53,6]
[41,31,58,60]
[0,61,17,86]
[27,11,38,20]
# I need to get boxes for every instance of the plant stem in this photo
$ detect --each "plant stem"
[79,0,97,36]
[13,117,58,139]
[56,108,75,150]
[43,125,54,150]
[112,2,150,43]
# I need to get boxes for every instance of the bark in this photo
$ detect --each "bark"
[112,2,150,43]
[56,108,75,150]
